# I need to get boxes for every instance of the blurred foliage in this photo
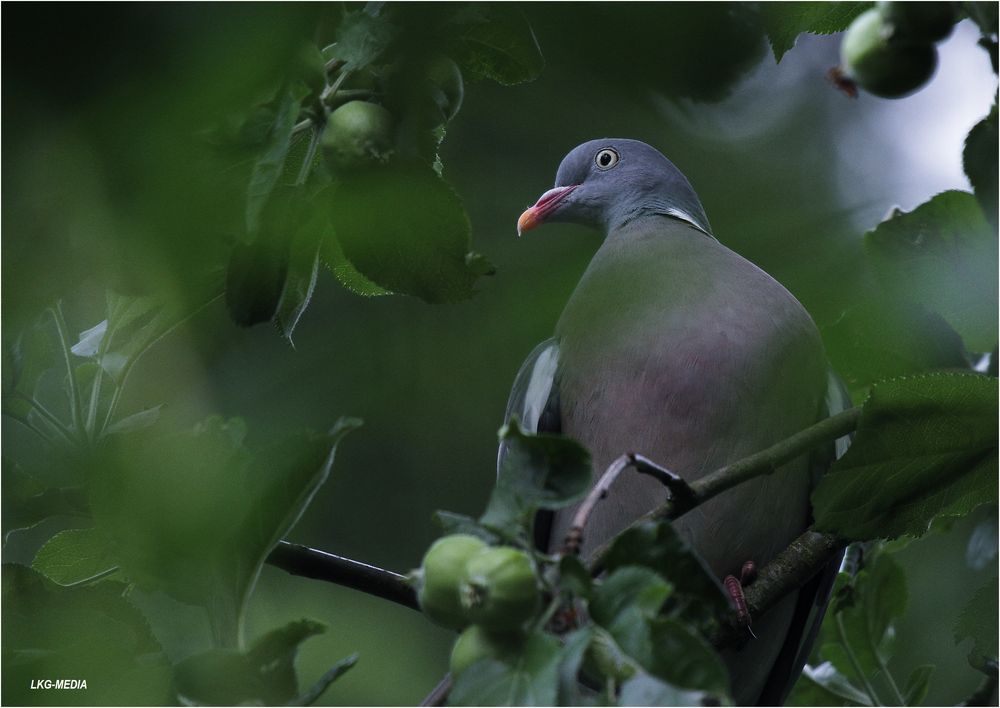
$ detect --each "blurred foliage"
[2,1,998,706]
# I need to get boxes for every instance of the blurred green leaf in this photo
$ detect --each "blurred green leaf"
[245,86,306,236]
[226,238,289,327]
[556,628,594,706]
[432,510,500,544]
[813,373,998,540]
[591,566,671,628]
[275,212,325,344]
[104,405,162,436]
[617,672,712,707]
[290,652,360,706]
[331,10,399,71]
[175,619,356,706]
[448,4,544,85]
[865,191,999,352]
[448,631,562,706]
[814,552,907,701]
[1,564,172,706]
[647,618,730,695]
[88,416,361,644]
[902,665,934,706]
[31,528,117,586]
[5,315,57,398]
[602,519,729,633]
[788,661,872,706]
[328,164,488,303]
[480,420,590,540]
[556,555,592,600]
[759,2,872,61]
[964,103,998,229]
[954,578,999,671]
[822,300,969,394]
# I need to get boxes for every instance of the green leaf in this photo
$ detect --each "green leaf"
[954,578,999,671]
[226,234,290,328]
[817,553,907,689]
[902,665,934,706]
[322,231,393,297]
[591,566,671,628]
[88,416,361,642]
[275,212,324,344]
[787,662,873,706]
[31,528,118,586]
[479,420,591,540]
[245,86,304,235]
[813,373,998,540]
[647,618,730,695]
[556,628,595,706]
[175,620,356,706]
[290,653,360,706]
[864,191,999,352]
[105,405,162,436]
[431,510,501,544]
[964,103,998,229]
[557,555,592,599]
[328,164,489,303]
[448,4,545,85]
[759,2,872,62]
[822,300,969,394]
[331,10,398,71]
[1,564,172,706]
[602,519,730,633]
[6,314,58,398]
[448,631,562,706]
[617,672,712,707]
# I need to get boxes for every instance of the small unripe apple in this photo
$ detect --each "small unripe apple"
[321,100,394,172]
[842,8,937,98]
[416,534,487,630]
[460,547,540,631]
[877,1,956,43]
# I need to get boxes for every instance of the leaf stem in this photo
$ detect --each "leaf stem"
[870,634,906,705]
[49,303,84,437]
[588,407,861,572]
[837,613,884,707]
[295,127,322,186]
[84,319,118,441]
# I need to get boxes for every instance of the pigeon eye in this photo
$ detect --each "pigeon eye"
[595,148,620,170]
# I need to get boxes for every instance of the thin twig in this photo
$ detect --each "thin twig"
[710,530,845,649]
[563,454,631,556]
[563,452,695,555]
[266,541,419,611]
[588,407,861,570]
[689,406,861,505]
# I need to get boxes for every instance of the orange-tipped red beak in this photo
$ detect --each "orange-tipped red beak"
[517,185,578,236]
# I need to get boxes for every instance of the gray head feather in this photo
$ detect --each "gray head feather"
[549,138,712,236]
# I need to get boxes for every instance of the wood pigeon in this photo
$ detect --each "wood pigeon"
[501,139,851,705]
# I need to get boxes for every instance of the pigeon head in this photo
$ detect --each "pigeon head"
[517,138,712,237]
